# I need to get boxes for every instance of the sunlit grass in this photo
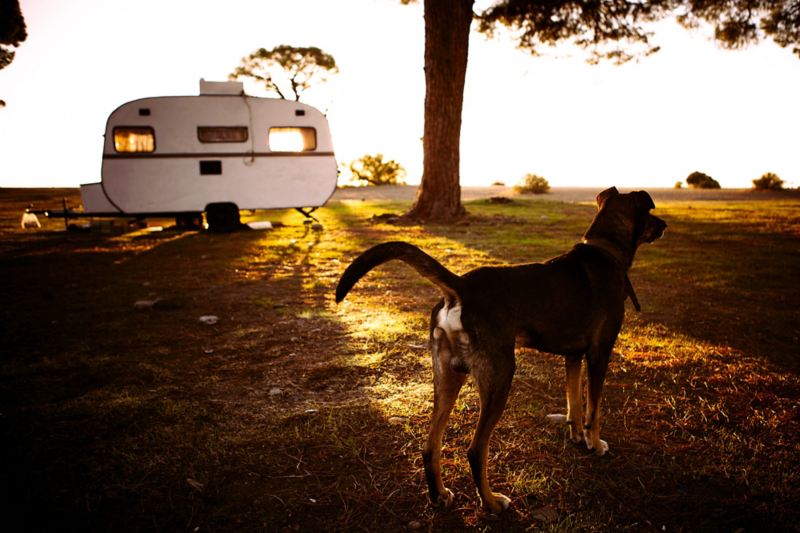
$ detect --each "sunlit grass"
[347,310,419,342]
[507,463,556,496]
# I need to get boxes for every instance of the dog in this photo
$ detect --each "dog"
[21,210,41,229]
[335,187,666,514]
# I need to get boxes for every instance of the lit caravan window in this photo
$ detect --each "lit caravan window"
[197,126,248,143]
[113,127,155,153]
[268,127,316,152]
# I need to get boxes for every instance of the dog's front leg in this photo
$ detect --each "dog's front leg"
[565,356,584,444]
[467,351,515,514]
[544,357,584,443]
[584,352,610,455]
[422,329,466,508]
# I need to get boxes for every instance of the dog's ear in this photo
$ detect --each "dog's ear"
[596,187,619,208]
[633,190,656,211]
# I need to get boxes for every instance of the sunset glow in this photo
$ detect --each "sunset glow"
[1,0,798,189]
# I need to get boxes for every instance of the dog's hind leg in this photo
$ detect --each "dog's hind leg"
[584,350,610,455]
[422,329,467,508]
[467,348,515,514]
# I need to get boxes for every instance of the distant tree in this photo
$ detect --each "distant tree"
[674,181,683,189]
[514,173,550,194]
[229,45,338,102]
[349,154,406,186]
[401,0,800,221]
[0,0,27,108]
[686,171,721,189]
[752,172,785,191]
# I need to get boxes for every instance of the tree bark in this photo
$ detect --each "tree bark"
[406,0,474,221]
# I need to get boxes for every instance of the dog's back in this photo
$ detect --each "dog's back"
[454,245,625,356]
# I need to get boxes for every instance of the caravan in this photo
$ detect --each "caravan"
[78,80,337,231]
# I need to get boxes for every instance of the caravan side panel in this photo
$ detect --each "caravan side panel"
[79,182,121,213]
[99,96,337,214]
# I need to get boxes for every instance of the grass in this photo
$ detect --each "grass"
[0,188,798,531]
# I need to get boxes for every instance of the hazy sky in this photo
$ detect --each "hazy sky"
[1,0,799,189]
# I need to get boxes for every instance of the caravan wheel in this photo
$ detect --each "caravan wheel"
[206,203,241,232]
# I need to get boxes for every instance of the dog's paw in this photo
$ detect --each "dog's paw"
[493,492,512,510]
[545,413,567,424]
[584,433,609,456]
[434,488,454,508]
[569,428,584,444]
[595,439,609,456]
[482,492,512,515]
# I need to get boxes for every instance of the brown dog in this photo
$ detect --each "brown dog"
[335,187,666,514]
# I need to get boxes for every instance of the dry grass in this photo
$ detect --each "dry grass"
[1,188,798,531]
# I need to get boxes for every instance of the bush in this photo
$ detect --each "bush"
[686,171,721,189]
[348,154,405,186]
[752,172,784,191]
[674,181,683,189]
[514,173,550,195]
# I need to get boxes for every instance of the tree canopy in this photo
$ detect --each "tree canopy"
[229,45,338,102]
[752,172,785,191]
[349,154,407,186]
[0,0,26,70]
[686,171,721,189]
[0,0,27,108]
[477,1,800,63]
[515,173,551,195]
[675,1,800,58]
[402,0,800,220]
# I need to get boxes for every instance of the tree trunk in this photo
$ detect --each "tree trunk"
[406,0,473,221]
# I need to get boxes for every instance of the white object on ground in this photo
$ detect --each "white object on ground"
[247,221,273,230]
[134,298,161,310]
[21,212,41,229]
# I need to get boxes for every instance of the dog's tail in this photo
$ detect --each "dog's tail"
[335,241,464,304]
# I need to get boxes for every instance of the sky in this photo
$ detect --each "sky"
[1,0,799,189]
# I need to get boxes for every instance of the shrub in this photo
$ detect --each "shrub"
[686,171,721,189]
[752,172,784,191]
[514,173,550,194]
[348,154,405,186]
[674,181,683,189]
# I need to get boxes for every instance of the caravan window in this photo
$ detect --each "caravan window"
[114,127,155,153]
[197,126,248,143]
[268,127,316,152]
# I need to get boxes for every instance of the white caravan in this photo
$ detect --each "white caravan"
[79,80,337,231]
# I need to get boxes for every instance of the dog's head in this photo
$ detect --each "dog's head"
[585,187,666,256]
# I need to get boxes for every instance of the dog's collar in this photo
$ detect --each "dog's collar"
[580,239,641,312]
[581,238,631,268]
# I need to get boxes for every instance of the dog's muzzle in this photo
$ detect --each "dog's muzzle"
[644,215,667,243]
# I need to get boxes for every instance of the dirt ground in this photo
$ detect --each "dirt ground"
[1,186,798,532]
